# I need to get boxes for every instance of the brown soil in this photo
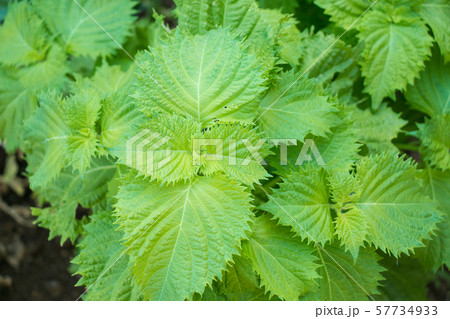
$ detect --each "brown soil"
[0,147,83,300]
[0,211,84,300]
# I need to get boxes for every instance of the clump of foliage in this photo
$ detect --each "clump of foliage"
[0,0,448,301]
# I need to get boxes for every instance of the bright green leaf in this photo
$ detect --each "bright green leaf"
[23,91,70,188]
[218,255,269,301]
[314,0,373,29]
[32,156,117,244]
[33,0,136,58]
[350,104,407,153]
[354,153,441,256]
[115,175,253,300]
[304,245,384,301]
[135,28,266,124]
[258,70,339,141]
[358,4,433,108]
[0,67,37,152]
[415,115,450,171]
[416,167,450,271]
[201,123,271,186]
[73,211,143,301]
[405,49,449,117]
[243,214,319,300]
[260,166,334,245]
[0,1,47,65]
[18,45,68,92]
[419,0,450,62]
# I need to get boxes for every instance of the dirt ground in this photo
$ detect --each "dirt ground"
[0,147,83,300]
[0,211,83,300]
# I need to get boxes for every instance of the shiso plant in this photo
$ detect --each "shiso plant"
[0,0,448,301]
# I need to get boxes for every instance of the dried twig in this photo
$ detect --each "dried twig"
[0,198,34,228]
